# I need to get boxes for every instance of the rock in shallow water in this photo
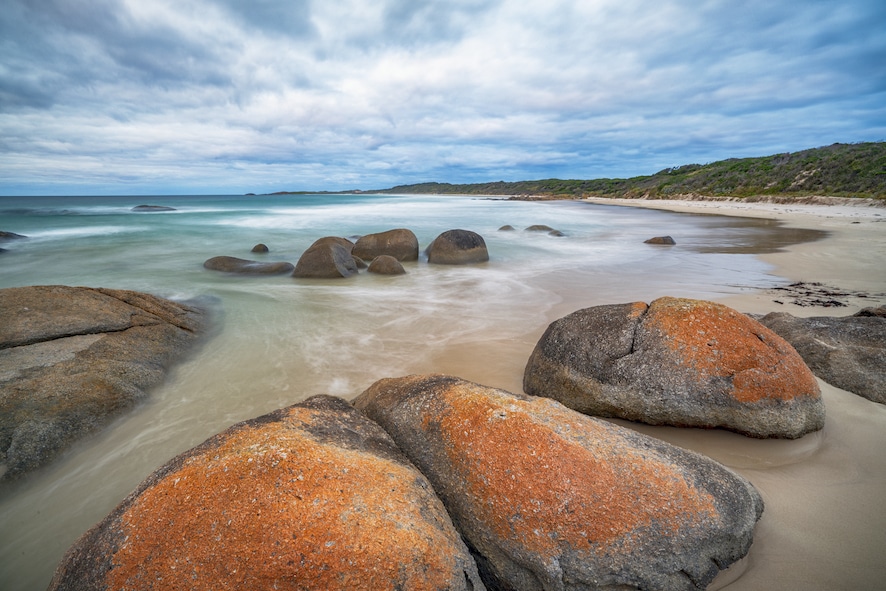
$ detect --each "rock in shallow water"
[426,229,489,264]
[354,374,764,591]
[0,286,206,480]
[48,395,485,591]
[203,255,294,274]
[523,297,825,439]
[367,254,407,275]
[757,310,886,404]
[352,228,419,262]
[292,236,359,278]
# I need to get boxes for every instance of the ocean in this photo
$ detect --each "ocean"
[0,193,819,589]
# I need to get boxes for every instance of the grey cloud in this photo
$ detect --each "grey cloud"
[216,0,315,36]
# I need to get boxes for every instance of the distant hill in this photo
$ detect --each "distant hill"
[370,142,886,200]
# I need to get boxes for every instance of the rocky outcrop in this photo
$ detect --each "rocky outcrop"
[0,286,206,480]
[367,255,406,275]
[203,255,294,274]
[251,243,269,253]
[757,310,886,404]
[352,229,419,262]
[426,229,489,264]
[645,235,676,245]
[523,297,824,438]
[131,205,176,212]
[0,230,27,241]
[48,395,484,591]
[292,237,359,279]
[355,375,763,591]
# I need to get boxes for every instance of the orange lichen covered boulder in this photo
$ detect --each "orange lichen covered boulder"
[354,375,763,591]
[523,297,824,438]
[48,395,485,591]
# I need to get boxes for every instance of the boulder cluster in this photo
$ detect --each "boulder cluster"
[202,228,490,278]
[52,375,763,591]
[44,295,851,590]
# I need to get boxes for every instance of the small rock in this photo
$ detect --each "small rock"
[203,256,294,275]
[644,235,676,245]
[131,205,176,212]
[498,225,516,231]
[355,374,763,591]
[48,396,484,591]
[426,229,489,265]
[0,231,27,241]
[368,255,406,275]
[250,243,269,253]
[523,297,824,438]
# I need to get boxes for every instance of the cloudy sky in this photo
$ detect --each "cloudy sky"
[1,0,884,195]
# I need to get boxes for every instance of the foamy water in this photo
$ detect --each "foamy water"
[0,193,835,589]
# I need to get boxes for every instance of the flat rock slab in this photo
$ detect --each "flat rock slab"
[203,255,294,275]
[355,374,763,591]
[757,310,886,404]
[49,395,485,591]
[523,297,824,438]
[0,285,206,480]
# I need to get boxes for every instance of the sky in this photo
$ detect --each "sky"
[1,0,885,195]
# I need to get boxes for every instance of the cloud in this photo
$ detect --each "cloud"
[1,0,884,194]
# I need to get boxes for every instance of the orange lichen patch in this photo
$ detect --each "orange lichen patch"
[644,297,819,403]
[107,405,462,591]
[435,385,719,559]
[627,301,649,319]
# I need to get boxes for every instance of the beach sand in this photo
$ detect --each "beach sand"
[582,197,886,590]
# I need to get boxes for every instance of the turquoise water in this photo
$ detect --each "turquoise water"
[0,193,801,589]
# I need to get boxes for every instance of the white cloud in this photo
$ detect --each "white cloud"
[1,0,884,194]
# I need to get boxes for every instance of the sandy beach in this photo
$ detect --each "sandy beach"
[2,194,884,590]
[584,196,886,590]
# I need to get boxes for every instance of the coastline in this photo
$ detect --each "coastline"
[584,196,886,315]
[585,195,886,590]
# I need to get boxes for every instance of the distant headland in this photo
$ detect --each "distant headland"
[261,142,886,200]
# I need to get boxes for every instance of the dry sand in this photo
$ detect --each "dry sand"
[585,196,886,590]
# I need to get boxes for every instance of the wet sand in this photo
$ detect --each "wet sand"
[584,196,886,590]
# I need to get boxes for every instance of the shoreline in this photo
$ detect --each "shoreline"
[584,196,886,316]
[585,196,886,590]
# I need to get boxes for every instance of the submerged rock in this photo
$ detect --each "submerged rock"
[131,204,176,212]
[498,225,516,231]
[203,255,294,275]
[48,395,485,591]
[367,255,406,275]
[292,237,358,279]
[758,310,886,404]
[0,286,206,480]
[644,235,676,245]
[426,229,489,264]
[353,228,419,262]
[523,297,824,438]
[355,374,763,591]
[250,243,269,253]
[0,230,27,241]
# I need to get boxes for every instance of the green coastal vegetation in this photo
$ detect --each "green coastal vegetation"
[366,142,886,200]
